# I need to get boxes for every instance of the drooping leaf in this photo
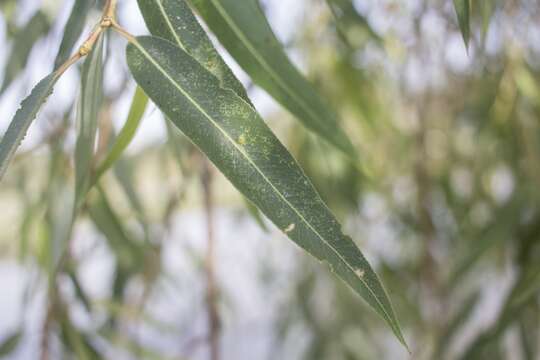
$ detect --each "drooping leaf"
[0,11,50,93]
[325,0,382,46]
[94,86,149,182]
[126,36,407,348]
[54,0,95,69]
[137,1,270,228]
[480,0,495,44]
[434,291,480,358]
[137,0,251,103]
[74,35,105,208]
[0,330,22,357]
[87,187,144,273]
[453,0,471,49]
[188,0,356,157]
[0,73,58,181]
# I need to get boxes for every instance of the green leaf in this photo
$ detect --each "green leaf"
[453,0,471,49]
[0,330,22,357]
[74,35,105,208]
[0,73,58,181]
[1,11,50,93]
[138,0,251,104]
[480,0,495,44]
[188,0,356,157]
[94,86,149,182]
[54,0,95,69]
[126,36,407,348]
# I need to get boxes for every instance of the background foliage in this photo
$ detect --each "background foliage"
[1,0,540,359]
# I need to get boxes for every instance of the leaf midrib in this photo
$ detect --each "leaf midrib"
[207,0,328,128]
[131,40,397,332]
[152,0,187,51]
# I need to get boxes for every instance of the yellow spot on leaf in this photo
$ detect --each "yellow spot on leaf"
[284,223,295,233]
[355,269,365,278]
[238,134,247,145]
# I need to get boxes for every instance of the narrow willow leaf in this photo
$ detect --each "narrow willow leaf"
[434,291,480,358]
[89,187,143,268]
[74,35,104,208]
[0,73,58,181]
[449,196,523,287]
[126,36,407,348]
[94,86,149,181]
[0,330,22,356]
[453,0,471,49]
[189,0,356,157]
[137,0,250,103]
[325,0,382,45]
[68,270,92,313]
[0,11,50,93]
[480,0,495,44]
[54,0,95,69]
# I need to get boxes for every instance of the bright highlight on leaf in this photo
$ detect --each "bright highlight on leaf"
[125,35,408,349]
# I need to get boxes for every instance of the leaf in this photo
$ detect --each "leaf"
[325,0,382,46]
[434,291,480,358]
[480,0,495,44]
[94,86,149,182]
[137,0,251,104]
[0,330,22,357]
[188,0,356,157]
[74,35,105,208]
[126,36,407,348]
[0,73,58,181]
[0,11,50,93]
[449,195,524,287]
[88,187,143,272]
[453,0,471,49]
[54,0,95,69]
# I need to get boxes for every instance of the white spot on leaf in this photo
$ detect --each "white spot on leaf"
[284,223,295,233]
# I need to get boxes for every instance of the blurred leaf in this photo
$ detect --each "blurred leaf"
[94,86,149,182]
[434,291,480,358]
[126,35,407,349]
[480,0,495,44]
[54,0,95,69]
[449,195,524,286]
[0,330,22,357]
[189,0,356,157]
[68,269,92,313]
[74,35,105,208]
[112,159,151,241]
[0,73,58,181]
[59,314,100,360]
[88,187,143,272]
[453,0,471,49]
[138,0,251,104]
[0,11,50,93]
[325,0,382,46]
